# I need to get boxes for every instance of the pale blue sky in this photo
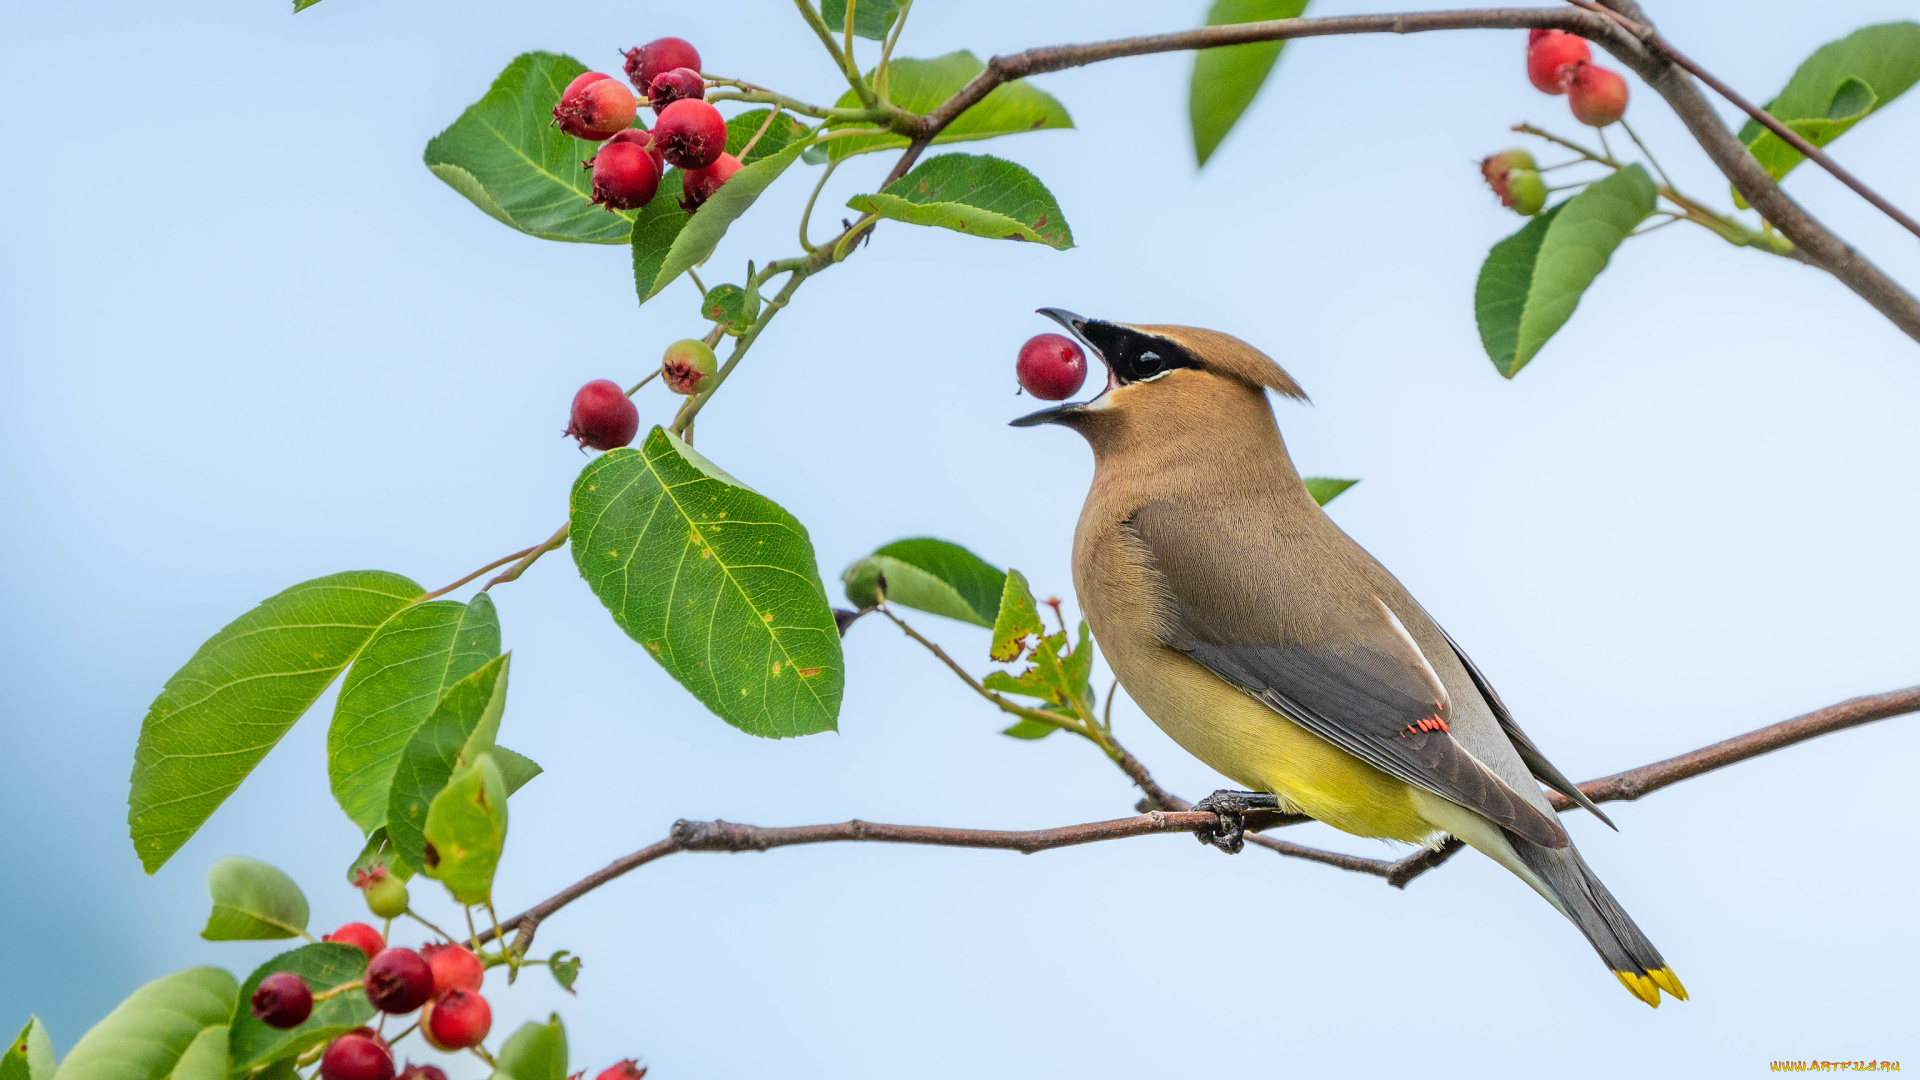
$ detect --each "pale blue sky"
[4,0,1918,1075]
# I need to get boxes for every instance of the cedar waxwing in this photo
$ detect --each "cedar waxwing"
[1012,310,1685,1007]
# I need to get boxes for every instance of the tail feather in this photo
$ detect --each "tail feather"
[1506,830,1687,1007]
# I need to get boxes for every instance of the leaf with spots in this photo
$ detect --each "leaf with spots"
[988,569,1045,663]
[2,1018,54,1080]
[846,154,1074,250]
[421,752,508,905]
[129,571,424,873]
[571,427,843,738]
[384,653,511,875]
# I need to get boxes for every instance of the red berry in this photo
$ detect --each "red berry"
[421,989,492,1051]
[420,944,485,993]
[325,923,385,959]
[589,142,661,211]
[398,1068,448,1080]
[319,1034,394,1080]
[624,37,702,95]
[607,127,666,175]
[596,1062,649,1080]
[250,972,313,1030]
[678,152,741,213]
[651,98,727,169]
[553,74,637,141]
[364,948,435,1014]
[1016,334,1087,400]
[1567,63,1629,126]
[565,379,640,450]
[1527,30,1591,94]
[647,67,705,109]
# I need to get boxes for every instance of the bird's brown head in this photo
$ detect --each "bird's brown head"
[1010,310,1307,452]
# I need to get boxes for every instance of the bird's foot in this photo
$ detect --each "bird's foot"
[1192,790,1281,854]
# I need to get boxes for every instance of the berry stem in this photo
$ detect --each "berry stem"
[482,522,571,591]
[875,0,913,103]
[704,80,882,123]
[1617,117,1674,191]
[310,979,366,1003]
[404,908,459,944]
[625,369,661,397]
[736,105,784,163]
[686,267,708,298]
[794,0,879,108]
[386,1020,420,1046]
[798,158,843,252]
[418,545,541,602]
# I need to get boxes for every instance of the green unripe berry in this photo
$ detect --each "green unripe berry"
[661,338,719,395]
[1506,169,1548,215]
[842,559,886,611]
[364,872,410,919]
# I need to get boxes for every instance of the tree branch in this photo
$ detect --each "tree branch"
[879,4,1920,343]
[482,684,1920,950]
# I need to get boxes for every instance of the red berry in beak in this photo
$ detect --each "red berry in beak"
[319,1033,394,1080]
[250,972,313,1029]
[624,37,702,94]
[422,988,492,1051]
[1526,30,1590,94]
[420,943,485,993]
[1567,63,1629,126]
[566,379,640,450]
[596,1062,649,1080]
[364,948,434,1014]
[651,98,727,169]
[553,73,637,141]
[1016,334,1088,400]
[647,67,705,109]
[589,141,661,211]
[324,923,385,958]
[679,152,741,212]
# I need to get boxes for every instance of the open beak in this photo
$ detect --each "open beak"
[1009,307,1113,427]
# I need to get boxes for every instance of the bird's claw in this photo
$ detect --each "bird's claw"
[1192,790,1281,854]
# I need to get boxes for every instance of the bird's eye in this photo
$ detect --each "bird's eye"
[1136,350,1163,376]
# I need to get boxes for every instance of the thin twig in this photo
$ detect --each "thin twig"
[478,683,1920,948]
[419,544,542,602]
[483,521,569,590]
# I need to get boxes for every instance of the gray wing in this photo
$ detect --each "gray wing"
[1126,507,1568,849]
[1438,627,1615,828]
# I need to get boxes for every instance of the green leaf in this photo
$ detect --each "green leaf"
[2,1018,55,1080]
[1189,0,1310,166]
[725,109,810,165]
[130,571,423,873]
[701,284,754,334]
[846,153,1074,250]
[292,0,323,10]
[630,171,693,304]
[822,0,901,40]
[999,718,1059,739]
[1736,23,1920,188]
[547,951,581,994]
[988,570,1044,663]
[53,967,237,1080]
[421,753,509,904]
[824,52,1072,161]
[1303,477,1359,506]
[571,428,843,738]
[227,944,371,1076]
[634,141,807,304]
[424,52,640,244]
[985,624,1093,716]
[846,538,1006,626]
[330,594,501,835]
[347,827,411,886]
[165,1028,225,1080]
[492,745,543,795]
[492,1015,567,1080]
[385,654,511,875]
[1474,203,1564,376]
[199,857,309,941]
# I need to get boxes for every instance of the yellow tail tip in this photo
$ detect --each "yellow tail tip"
[1614,968,1688,1007]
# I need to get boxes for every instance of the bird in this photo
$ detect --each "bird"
[1011,309,1685,1007]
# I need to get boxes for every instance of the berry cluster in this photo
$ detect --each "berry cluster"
[1527,30,1629,126]
[1482,31,1632,216]
[553,36,742,215]
[249,922,491,1080]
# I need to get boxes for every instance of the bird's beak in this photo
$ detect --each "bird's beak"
[1009,307,1114,428]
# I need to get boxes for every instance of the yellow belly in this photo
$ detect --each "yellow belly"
[1117,643,1437,844]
